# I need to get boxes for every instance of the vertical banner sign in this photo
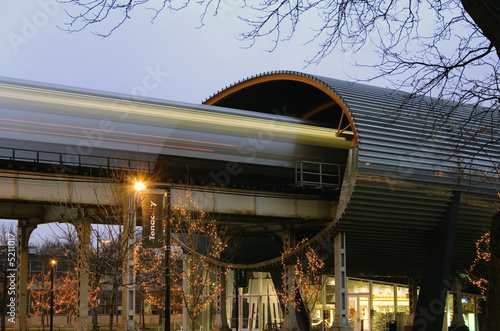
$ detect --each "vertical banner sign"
[142,194,164,248]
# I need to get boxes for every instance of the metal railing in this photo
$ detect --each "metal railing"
[0,146,155,173]
[294,160,344,189]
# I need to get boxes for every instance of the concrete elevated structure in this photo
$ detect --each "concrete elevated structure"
[0,71,498,331]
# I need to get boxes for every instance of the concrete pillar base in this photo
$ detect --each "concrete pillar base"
[13,319,27,331]
[74,316,89,331]
[119,319,137,331]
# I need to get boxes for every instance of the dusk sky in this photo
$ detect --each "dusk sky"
[0,0,387,243]
[0,1,387,104]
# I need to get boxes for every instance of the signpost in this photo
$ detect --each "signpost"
[142,194,164,248]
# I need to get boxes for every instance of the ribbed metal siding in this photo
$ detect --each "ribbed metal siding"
[209,70,498,276]
[313,75,498,198]
[310,74,498,275]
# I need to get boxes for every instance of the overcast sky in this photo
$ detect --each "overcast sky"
[0,0,387,243]
[0,1,388,104]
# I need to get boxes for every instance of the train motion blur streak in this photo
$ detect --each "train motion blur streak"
[0,79,352,168]
[0,117,237,152]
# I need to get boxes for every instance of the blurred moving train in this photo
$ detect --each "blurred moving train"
[0,77,351,190]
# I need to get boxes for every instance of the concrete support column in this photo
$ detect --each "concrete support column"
[282,265,299,331]
[212,269,230,331]
[121,191,137,331]
[448,278,469,331]
[281,226,298,331]
[331,232,352,331]
[14,220,37,331]
[75,221,91,331]
[413,191,460,331]
[182,260,188,330]
[404,277,417,331]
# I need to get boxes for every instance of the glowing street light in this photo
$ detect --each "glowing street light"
[134,181,147,192]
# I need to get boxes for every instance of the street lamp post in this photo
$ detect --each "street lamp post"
[165,186,171,331]
[135,181,171,331]
[50,259,56,331]
[92,240,100,331]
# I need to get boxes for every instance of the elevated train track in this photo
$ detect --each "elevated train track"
[0,76,348,269]
[0,76,350,192]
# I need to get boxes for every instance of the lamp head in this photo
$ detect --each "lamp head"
[134,181,147,192]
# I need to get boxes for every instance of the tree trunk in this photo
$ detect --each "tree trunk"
[461,0,500,59]
[486,213,500,330]
[159,309,164,325]
[191,315,196,331]
[142,301,146,330]
[92,306,98,330]
[109,292,115,331]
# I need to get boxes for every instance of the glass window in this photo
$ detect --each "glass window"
[371,283,394,331]
[324,277,335,304]
[462,294,477,331]
[347,279,369,294]
[317,276,335,329]
[396,286,409,328]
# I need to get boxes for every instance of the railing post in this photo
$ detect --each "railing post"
[298,161,301,185]
[294,161,297,184]
[319,163,323,187]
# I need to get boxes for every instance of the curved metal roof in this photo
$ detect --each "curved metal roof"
[205,70,499,276]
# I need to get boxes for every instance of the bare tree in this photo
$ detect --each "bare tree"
[57,1,499,108]
[467,231,490,294]
[26,233,99,327]
[169,190,229,331]
[135,241,168,325]
[485,213,500,330]
[46,171,145,331]
[279,239,325,331]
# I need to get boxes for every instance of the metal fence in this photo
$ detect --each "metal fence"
[0,146,155,173]
[294,160,344,190]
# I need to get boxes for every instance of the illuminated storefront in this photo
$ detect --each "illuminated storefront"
[312,278,412,331]
[312,278,482,331]
[194,272,483,331]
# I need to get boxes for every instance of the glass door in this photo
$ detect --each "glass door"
[348,294,370,331]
